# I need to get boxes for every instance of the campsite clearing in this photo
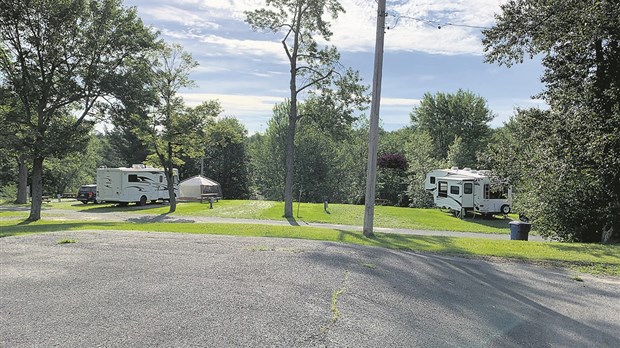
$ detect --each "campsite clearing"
[1,200,517,234]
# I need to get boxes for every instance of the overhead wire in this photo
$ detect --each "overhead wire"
[386,13,491,31]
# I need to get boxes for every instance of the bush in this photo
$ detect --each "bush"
[0,184,17,202]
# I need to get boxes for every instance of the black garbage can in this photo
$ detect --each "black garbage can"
[509,221,532,240]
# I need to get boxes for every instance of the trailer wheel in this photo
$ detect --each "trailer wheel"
[139,195,147,206]
[501,205,511,215]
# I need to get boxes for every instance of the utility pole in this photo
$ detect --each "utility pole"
[363,0,386,237]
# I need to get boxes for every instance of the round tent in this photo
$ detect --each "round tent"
[178,175,222,201]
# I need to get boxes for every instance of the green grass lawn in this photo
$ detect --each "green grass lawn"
[4,199,516,234]
[1,219,618,276]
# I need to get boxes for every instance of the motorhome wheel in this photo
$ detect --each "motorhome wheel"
[501,204,511,214]
[139,195,147,206]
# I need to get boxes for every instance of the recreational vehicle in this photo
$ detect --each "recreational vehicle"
[425,167,512,218]
[96,164,179,206]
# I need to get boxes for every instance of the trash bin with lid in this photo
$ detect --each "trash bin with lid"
[509,221,532,240]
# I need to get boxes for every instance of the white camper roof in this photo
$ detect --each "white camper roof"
[179,175,220,186]
[97,164,165,172]
[430,167,488,179]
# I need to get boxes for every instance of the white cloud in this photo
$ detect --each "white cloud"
[381,97,420,107]
[180,92,284,133]
[327,0,505,55]
[134,0,505,56]
[181,92,283,112]
[140,5,220,29]
[198,35,284,59]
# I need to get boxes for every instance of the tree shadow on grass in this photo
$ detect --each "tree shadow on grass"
[77,203,166,213]
[125,212,195,223]
[334,228,472,255]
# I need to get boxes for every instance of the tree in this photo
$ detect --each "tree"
[139,44,218,213]
[248,103,288,201]
[410,89,493,166]
[483,0,620,243]
[202,117,251,199]
[43,132,101,195]
[446,136,468,169]
[405,131,445,208]
[0,85,29,203]
[246,0,368,217]
[0,0,157,220]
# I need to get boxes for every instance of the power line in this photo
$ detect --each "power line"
[387,14,491,30]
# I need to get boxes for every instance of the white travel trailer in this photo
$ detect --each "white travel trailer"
[425,167,512,218]
[96,164,179,206]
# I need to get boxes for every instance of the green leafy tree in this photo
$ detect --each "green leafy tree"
[483,0,620,243]
[202,117,251,199]
[410,90,493,166]
[248,103,289,201]
[332,119,369,204]
[0,86,29,203]
[246,0,368,217]
[0,0,157,220]
[43,132,102,195]
[446,136,469,169]
[405,131,445,208]
[250,101,368,204]
[376,128,414,206]
[139,44,218,212]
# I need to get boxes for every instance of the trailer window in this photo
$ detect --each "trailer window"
[464,183,473,194]
[128,174,138,182]
[430,176,435,184]
[159,176,163,183]
[438,181,448,197]
[450,186,460,195]
[485,184,508,199]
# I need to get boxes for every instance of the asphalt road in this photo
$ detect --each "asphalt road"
[1,231,618,347]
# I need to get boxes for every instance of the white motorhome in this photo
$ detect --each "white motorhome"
[425,167,512,218]
[96,164,179,206]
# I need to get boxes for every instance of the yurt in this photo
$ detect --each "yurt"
[178,175,222,201]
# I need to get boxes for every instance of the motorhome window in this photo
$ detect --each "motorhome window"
[464,183,473,194]
[430,176,436,184]
[489,186,508,199]
[484,184,490,199]
[128,174,138,182]
[438,181,448,197]
[159,176,163,183]
[450,186,460,195]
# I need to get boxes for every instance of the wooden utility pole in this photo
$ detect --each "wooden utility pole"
[363,0,386,237]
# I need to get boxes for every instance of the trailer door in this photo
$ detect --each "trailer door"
[462,181,474,208]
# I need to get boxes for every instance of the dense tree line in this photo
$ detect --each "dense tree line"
[482,0,620,243]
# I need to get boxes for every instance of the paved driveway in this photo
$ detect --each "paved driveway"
[1,231,618,347]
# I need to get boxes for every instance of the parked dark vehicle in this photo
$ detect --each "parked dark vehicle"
[77,184,99,204]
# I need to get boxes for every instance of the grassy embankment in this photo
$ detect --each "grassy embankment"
[1,206,618,276]
[0,199,515,234]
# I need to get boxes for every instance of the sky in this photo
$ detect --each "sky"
[123,0,547,134]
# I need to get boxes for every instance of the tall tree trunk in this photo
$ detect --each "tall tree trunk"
[168,170,177,213]
[28,156,44,221]
[284,81,297,218]
[15,155,28,204]
[167,143,176,213]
